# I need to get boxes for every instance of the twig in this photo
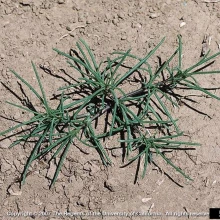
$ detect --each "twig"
[203,0,220,2]
[59,25,86,41]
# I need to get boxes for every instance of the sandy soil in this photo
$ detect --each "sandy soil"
[1,0,220,220]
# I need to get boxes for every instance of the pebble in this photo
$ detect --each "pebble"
[83,162,92,172]
[180,22,186,28]
[57,0,65,4]
[3,200,9,206]
[77,195,89,206]
[150,13,160,19]
[66,26,72,31]
[0,53,6,59]
[86,17,93,24]
[111,148,122,157]
[142,197,152,203]
[33,197,43,206]
[19,0,32,6]
[88,201,97,210]
[121,35,127,40]
[90,163,100,175]
[83,162,100,175]
[112,18,118,25]
[8,183,22,196]
[132,22,142,29]
[212,180,217,186]
[104,177,119,192]
[13,111,21,120]
[117,12,124,19]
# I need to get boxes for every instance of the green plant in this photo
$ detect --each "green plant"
[1,36,219,187]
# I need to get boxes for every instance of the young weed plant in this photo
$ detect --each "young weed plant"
[0,36,220,187]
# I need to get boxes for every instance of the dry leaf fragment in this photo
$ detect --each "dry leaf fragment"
[201,35,209,56]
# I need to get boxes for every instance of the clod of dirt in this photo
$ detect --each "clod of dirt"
[83,162,92,172]
[0,138,11,149]
[13,111,21,120]
[1,159,12,172]
[88,200,98,210]
[8,183,22,196]
[65,176,84,197]
[77,195,89,207]
[13,159,22,172]
[83,161,100,175]
[33,196,43,206]
[104,177,120,192]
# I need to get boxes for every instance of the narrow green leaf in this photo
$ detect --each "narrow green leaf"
[10,69,43,103]
[51,139,72,187]
[31,62,50,113]
[80,39,99,71]
[115,37,166,86]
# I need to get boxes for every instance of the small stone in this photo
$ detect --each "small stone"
[83,162,92,172]
[77,195,89,207]
[19,0,33,6]
[88,201,97,210]
[121,35,127,40]
[90,163,100,175]
[86,16,93,24]
[142,198,152,203]
[117,12,124,19]
[104,177,120,192]
[111,148,122,157]
[8,183,22,196]
[57,0,65,4]
[179,22,186,28]
[149,8,154,13]
[0,53,6,59]
[33,197,43,206]
[78,12,86,22]
[13,111,21,119]
[66,26,72,31]
[150,13,160,19]
[3,200,9,206]
[212,180,217,186]
[132,22,142,29]
[112,19,118,25]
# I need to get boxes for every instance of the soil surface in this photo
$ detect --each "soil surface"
[1,0,220,220]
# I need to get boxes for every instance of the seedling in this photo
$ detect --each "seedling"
[0,36,220,187]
